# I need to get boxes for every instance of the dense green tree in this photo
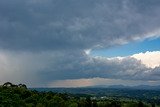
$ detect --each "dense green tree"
[0,82,160,107]
[151,103,155,107]
[78,99,86,107]
[18,84,27,89]
[138,101,144,107]
[48,95,65,107]
[3,82,13,87]
[85,97,92,107]
[67,102,78,107]
[92,100,98,107]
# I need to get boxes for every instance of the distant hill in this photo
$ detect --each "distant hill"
[132,85,160,90]
[87,85,160,90]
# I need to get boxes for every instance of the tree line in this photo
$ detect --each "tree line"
[0,82,158,107]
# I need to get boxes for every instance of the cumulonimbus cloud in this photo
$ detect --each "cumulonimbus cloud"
[0,0,160,51]
[0,0,160,87]
[132,51,160,68]
[0,50,159,87]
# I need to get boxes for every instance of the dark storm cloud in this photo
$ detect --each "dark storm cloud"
[0,50,159,87]
[0,0,160,50]
[0,0,160,86]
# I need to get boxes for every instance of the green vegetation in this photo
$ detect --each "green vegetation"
[0,82,160,107]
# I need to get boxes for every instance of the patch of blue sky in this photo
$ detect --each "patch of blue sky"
[91,37,160,57]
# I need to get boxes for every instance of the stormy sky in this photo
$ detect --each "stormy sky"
[0,0,160,87]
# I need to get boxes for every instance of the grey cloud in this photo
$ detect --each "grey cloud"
[79,56,149,80]
[37,54,160,83]
[0,0,160,50]
[1,0,160,87]
[0,50,159,87]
